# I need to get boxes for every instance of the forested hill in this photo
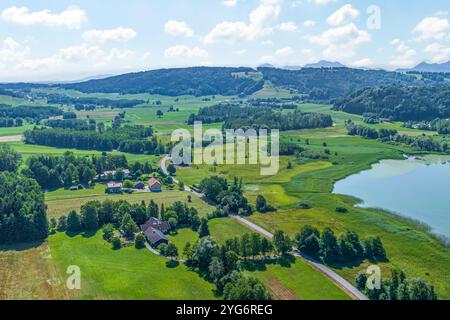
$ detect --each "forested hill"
[56,66,442,100]
[258,67,428,100]
[59,67,264,96]
[333,85,450,121]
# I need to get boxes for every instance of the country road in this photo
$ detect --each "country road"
[160,155,368,301]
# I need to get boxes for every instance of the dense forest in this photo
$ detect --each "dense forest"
[24,125,166,154]
[333,86,450,121]
[59,67,264,96]
[259,67,426,100]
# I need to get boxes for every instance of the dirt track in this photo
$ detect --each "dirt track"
[0,135,23,143]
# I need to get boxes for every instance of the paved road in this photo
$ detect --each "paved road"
[161,155,368,300]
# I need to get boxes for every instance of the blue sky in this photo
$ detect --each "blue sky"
[0,0,449,81]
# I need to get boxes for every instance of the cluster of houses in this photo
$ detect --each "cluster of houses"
[106,177,163,194]
[140,217,170,246]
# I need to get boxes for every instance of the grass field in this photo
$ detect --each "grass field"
[49,231,216,300]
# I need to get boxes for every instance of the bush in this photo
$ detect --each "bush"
[135,233,146,249]
[336,207,349,213]
[111,237,121,250]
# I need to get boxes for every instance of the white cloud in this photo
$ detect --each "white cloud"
[388,39,417,68]
[164,45,209,58]
[413,17,450,41]
[0,37,30,63]
[301,48,313,56]
[261,40,274,46]
[424,43,450,63]
[1,6,86,29]
[17,44,133,71]
[327,4,359,26]
[164,20,194,37]
[234,49,247,55]
[303,20,316,28]
[278,21,298,32]
[351,58,373,68]
[83,27,137,43]
[305,23,370,60]
[309,0,338,5]
[203,0,281,43]
[223,0,238,7]
[275,47,294,57]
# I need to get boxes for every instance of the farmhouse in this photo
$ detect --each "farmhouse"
[106,182,123,194]
[148,178,162,192]
[134,181,145,189]
[96,169,132,181]
[140,217,170,246]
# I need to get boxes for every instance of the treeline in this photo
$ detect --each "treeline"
[60,67,263,97]
[24,125,166,154]
[346,122,449,153]
[0,117,23,127]
[0,104,62,122]
[356,269,438,300]
[333,86,450,121]
[223,109,333,131]
[188,104,271,124]
[259,67,424,100]
[45,119,97,131]
[45,94,145,109]
[296,225,387,264]
[403,119,450,135]
[0,146,48,244]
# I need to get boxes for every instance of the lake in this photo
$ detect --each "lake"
[333,155,450,238]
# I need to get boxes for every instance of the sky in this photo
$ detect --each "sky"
[0,0,450,82]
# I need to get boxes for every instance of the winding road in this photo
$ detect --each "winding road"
[161,155,368,301]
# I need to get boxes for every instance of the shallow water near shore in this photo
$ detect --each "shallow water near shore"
[334,155,450,238]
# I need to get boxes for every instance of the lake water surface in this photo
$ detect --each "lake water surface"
[333,155,450,238]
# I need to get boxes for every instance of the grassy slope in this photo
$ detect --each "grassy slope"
[49,232,216,300]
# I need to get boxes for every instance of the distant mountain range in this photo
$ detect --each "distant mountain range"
[398,61,450,73]
[260,60,347,70]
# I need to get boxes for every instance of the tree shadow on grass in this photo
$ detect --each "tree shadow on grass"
[242,255,296,272]
[65,230,98,239]
[327,256,389,270]
[0,240,46,252]
[166,260,180,268]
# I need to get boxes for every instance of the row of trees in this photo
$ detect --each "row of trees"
[0,117,23,127]
[0,104,62,122]
[356,269,438,300]
[296,226,387,264]
[24,125,166,154]
[346,122,450,153]
[45,94,145,109]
